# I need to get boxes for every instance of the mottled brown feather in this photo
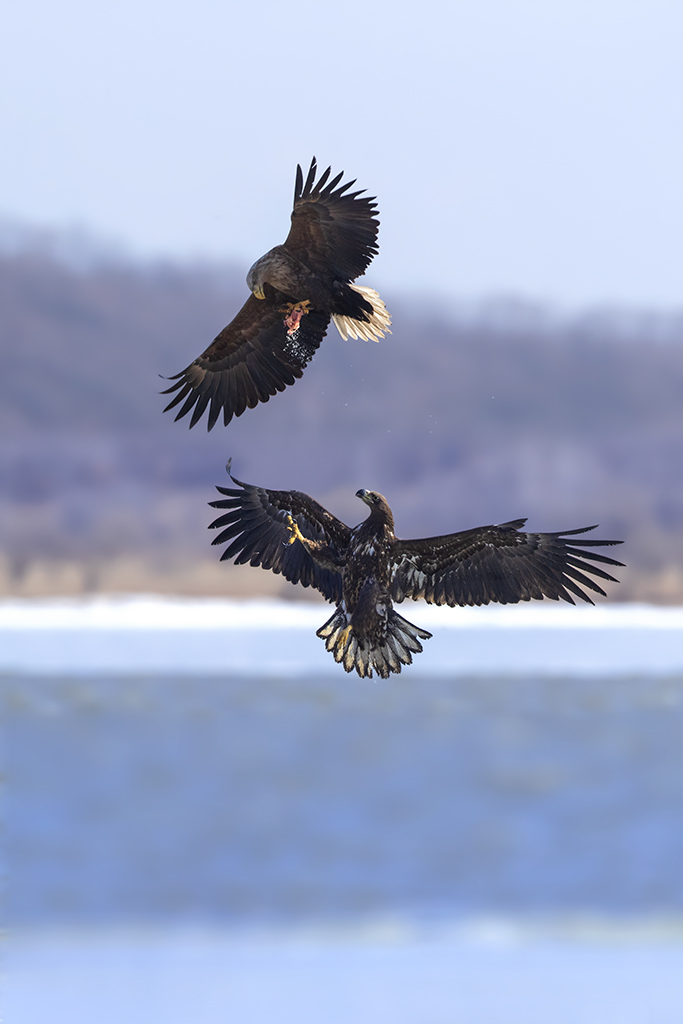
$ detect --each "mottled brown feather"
[391,523,624,607]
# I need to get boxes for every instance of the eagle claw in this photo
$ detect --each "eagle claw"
[281,300,311,338]
[284,513,305,546]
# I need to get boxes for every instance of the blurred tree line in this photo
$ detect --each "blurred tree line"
[1,246,682,599]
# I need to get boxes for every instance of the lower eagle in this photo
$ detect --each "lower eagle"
[209,464,624,679]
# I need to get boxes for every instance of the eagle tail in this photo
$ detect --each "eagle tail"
[331,285,392,343]
[317,607,432,679]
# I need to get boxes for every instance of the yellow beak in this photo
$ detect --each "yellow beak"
[253,285,266,300]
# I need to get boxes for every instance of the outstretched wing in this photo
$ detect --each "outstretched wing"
[162,291,331,430]
[208,463,352,603]
[284,158,380,282]
[391,521,623,607]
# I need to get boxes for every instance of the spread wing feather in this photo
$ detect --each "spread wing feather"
[162,292,331,430]
[391,521,624,607]
[284,157,380,281]
[208,463,351,603]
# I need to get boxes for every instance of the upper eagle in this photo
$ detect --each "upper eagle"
[209,464,624,679]
[162,159,391,430]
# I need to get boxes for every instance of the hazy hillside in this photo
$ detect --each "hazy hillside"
[2,246,683,600]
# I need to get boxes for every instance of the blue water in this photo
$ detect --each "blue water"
[5,669,683,925]
[5,660,683,1023]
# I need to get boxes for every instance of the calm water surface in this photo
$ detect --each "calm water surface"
[4,670,683,925]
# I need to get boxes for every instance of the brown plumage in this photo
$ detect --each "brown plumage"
[209,464,624,679]
[162,159,391,430]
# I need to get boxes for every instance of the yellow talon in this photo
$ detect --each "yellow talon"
[280,299,311,315]
[285,514,305,545]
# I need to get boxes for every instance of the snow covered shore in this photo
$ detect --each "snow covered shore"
[1,597,681,676]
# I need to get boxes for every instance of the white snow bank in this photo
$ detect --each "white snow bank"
[0,598,681,676]
[7,919,683,1024]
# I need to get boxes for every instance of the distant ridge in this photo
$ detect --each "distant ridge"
[1,242,682,601]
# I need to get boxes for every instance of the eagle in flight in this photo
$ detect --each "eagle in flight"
[163,159,391,430]
[209,464,624,679]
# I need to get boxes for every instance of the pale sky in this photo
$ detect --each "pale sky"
[2,0,682,309]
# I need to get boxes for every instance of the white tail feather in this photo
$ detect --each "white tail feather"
[332,285,392,343]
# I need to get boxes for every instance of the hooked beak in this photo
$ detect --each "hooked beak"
[253,285,266,300]
[356,489,370,503]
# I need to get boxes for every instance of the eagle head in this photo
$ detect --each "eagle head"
[247,246,300,300]
[356,489,395,530]
[356,489,388,508]
[246,258,267,300]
